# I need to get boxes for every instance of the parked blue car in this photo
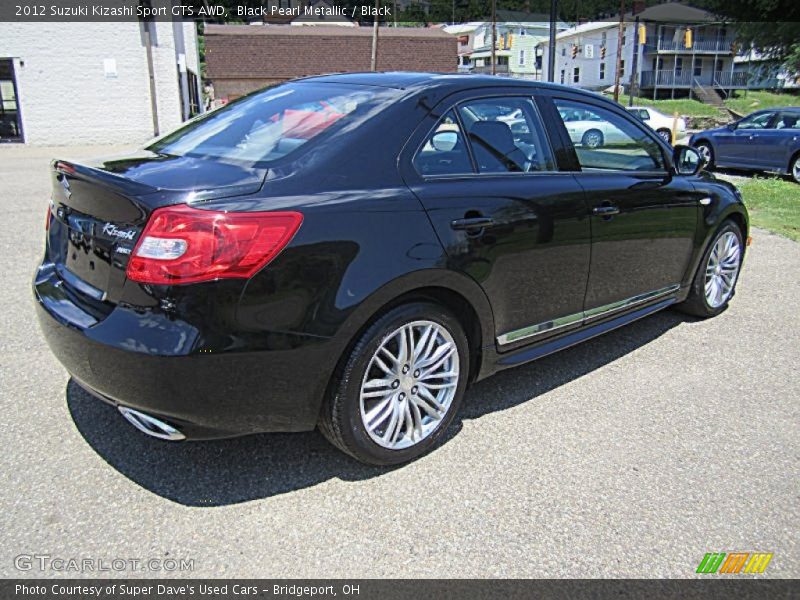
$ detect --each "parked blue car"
[690,107,800,183]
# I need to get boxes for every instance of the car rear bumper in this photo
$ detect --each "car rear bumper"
[34,266,337,440]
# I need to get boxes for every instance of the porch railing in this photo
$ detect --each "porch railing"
[656,38,736,53]
[640,70,750,88]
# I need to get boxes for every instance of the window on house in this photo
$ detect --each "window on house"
[602,31,607,45]
[186,69,200,118]
[560,69,565,84]
[599,62,605,80]
[620,59,625,77]
[520,28,526,36]
[561,46,566,57]
[573,67,580,83]
[675,58,683,76]
[519,49,525,66]
[694,58,703,76]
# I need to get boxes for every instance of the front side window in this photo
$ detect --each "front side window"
[413,110,473,177]
[555,99,665,172]
[737,111,776,130]
[457,97,554,173]
[148,83,383,166]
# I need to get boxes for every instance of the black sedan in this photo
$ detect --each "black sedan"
[35,73,749,465]
[690,107,800,183]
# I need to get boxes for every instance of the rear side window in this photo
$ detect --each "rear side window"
[776,112,799,129]
[148,83,380,166]
[554,99,665,172]
[458,97,554,173]
[413,110,474,177]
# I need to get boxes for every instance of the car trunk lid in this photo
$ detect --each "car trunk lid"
[46,153,266,306]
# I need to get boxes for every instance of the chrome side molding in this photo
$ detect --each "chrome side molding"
[497,284,681,346]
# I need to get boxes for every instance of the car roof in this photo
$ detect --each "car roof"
[294,71,609,100]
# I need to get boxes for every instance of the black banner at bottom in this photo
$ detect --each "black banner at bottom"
[2,579,798,600]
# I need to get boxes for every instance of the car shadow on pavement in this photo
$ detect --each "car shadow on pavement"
[67,309,694,507]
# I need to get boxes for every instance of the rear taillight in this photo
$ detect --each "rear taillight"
[126,205,303,285]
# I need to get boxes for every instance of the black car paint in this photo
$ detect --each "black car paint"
[35,73,748,439]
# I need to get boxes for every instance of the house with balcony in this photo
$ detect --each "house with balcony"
[540,2,782,101]
[445,12,566,78]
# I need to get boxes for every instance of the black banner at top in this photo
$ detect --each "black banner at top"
[2,0,799,23]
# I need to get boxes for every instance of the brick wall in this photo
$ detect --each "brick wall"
[206,27,458,99]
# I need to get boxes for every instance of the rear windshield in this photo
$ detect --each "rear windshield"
[148,83,379,166]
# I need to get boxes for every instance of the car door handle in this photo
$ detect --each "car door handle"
[451,217,495,231]
[592,205,620,217]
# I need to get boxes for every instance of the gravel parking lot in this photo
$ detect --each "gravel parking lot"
[1,145,798,578]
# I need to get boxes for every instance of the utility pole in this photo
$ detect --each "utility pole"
[491,0,497,75]
[547,0,557,82]
[613,0,625,102]
[370,0,380,71]
[629,15,640,106]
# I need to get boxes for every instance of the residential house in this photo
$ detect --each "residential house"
[539,2,781,99]
[539,21,630,90]
[446,12,566,79]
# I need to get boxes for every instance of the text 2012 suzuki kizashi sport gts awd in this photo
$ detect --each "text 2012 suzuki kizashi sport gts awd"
[35,73,749,465]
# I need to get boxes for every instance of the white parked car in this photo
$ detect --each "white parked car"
[558,107,630,149]
[626,106,687,143]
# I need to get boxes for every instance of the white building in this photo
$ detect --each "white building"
[0,21,202,145]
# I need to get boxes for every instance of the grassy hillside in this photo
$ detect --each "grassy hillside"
[611,90,798,119]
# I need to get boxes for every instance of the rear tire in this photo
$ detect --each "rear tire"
[319,302,469,465]
[676,221,743,318]
[694,141,715,169]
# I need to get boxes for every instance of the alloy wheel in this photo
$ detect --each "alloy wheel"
[359,320,460,450]
[696,143,713,164]
[704,231,741,308]
[792,157,800,183]
[583,131,603,148]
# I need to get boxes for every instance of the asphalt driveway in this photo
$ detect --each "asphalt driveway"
[1,145,798,578]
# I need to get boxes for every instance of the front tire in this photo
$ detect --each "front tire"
[694,141,715,169]
[790,153,800,184]
[677,221,743,318]
[319,302,469,465]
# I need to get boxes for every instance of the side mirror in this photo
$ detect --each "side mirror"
[430,131,458,152]
[726,122,737,131]
[673,145,706,176]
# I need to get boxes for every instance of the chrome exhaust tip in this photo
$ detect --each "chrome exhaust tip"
[118,407,186,441]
